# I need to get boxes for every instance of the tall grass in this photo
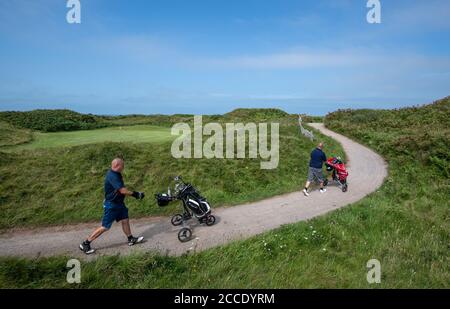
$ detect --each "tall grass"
[0,122,32,147]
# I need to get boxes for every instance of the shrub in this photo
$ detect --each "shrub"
[0,109,107,132]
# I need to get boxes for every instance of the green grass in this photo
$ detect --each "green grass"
[4,125,175,151]
[0,111,344,229]
[0,122,32,147]
[2,100,448,289]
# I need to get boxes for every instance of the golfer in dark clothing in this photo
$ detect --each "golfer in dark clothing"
[303,142,327,196]
[79,158,145,255]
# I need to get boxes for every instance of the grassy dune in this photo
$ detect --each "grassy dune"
[0,122,32,147]
[1,100,447,288]
[0,110,344,229]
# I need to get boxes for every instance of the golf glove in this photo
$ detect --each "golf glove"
[132,191,145,200]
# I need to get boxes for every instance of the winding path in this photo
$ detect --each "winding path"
[0,124,387,259]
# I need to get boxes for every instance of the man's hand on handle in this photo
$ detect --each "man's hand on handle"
[132,191,145,200]
[118,187,145,200]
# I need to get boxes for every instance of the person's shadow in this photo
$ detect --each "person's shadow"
[94,214,221,251]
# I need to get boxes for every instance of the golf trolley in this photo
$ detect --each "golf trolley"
[155,176,216,242]
[324,156,349,192]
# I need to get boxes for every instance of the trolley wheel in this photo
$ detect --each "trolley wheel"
[205,215,216,226]
[171,214,183,226]
[178,227,192,242]
[342,184,348,192]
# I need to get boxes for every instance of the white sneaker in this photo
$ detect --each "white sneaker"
[303,189,309,197]
[320,188,327,193]
[79,242,95,255]
[128,236,144,246]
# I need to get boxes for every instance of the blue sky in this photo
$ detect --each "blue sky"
[0,0,449,115]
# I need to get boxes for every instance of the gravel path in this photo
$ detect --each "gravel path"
[0,123,388,259]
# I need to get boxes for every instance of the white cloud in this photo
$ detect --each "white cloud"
[194,47,450,72]
[199,49,370,69]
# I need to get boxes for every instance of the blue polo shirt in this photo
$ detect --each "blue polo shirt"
[309,148,327,169]
[104,169,126,208]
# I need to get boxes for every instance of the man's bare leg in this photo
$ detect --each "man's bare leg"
[80,226,108,254]
[319,181,326,193]
[120,219,132,237]
[303,181,311,196]
[87,226,109,242]
[121,219,144,245]
[304,181,311,190]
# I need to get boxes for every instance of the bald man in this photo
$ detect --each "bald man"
[79,158,145,254]
[303,142,327,197]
